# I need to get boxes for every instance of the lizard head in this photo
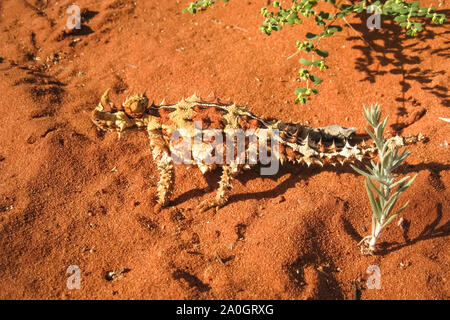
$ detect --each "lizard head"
[122,92,149,118]
[91,89,149,136]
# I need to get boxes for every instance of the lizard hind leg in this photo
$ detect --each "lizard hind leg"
[198,165,238,212]
[148,129,174,211]
[155,152,174,208]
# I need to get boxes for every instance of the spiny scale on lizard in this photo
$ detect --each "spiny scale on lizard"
[91,90,405,212]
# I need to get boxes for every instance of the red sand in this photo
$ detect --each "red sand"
[0,0,448,300]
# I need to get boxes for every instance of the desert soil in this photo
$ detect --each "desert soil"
[0,0,449,300]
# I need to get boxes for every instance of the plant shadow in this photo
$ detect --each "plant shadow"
[345,9,450,133]
[378,202,450,255]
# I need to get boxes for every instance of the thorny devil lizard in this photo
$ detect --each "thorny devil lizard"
[91,89,418,212]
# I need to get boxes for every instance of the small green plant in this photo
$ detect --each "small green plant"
[183,0,229,14]
[351,105,417,255]
[183,0,446,104]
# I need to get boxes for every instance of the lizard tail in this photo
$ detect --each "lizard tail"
[275,122,378,167]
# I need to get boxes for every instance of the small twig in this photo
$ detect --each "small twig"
[214,252,224,264]
[287,50,299,60]
[232,25,248,33]
[343,17,377,52]
[125,63,138,69]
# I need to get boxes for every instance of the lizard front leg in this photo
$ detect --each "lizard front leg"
[148,129,174,210]
[198,165,238,212]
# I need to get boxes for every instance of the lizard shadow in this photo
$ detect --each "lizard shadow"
[230,161,449,204]
[172,158,449,209]
[171,164,313,207]
[170,170,222,206]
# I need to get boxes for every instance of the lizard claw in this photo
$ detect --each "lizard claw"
[100,88,111,108]
[154,203,163,213]
[154,201,171,213]
[154,195,171,213]
[197,198,225,212]
[197,199,215,212]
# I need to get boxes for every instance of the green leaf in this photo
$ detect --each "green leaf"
[381,149,392,168]
[395,15,407,22]
[318,12,333,20]
[382,201,410,228]
[294,88,307,94]
[286,13,301,25]
[414,22,423,32]
[400,174,417,191]
[297,68,310,79]
[309,74,322,84]
[312,59,324,67]
[336,9,353,19]
[367,178,385,198]
[351,164,372,178]
[383,193,400,217]
[376,123,384,140]
[389,175,411,189]
[327,25,342,33]
[399,8,411,15]
[305,32,319,40]
[364,127,378,145]
[295,95,307,104]
[365,178,382,221]
[417,8,428,16]
[314,49,328,57]
[299,58,313,66]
